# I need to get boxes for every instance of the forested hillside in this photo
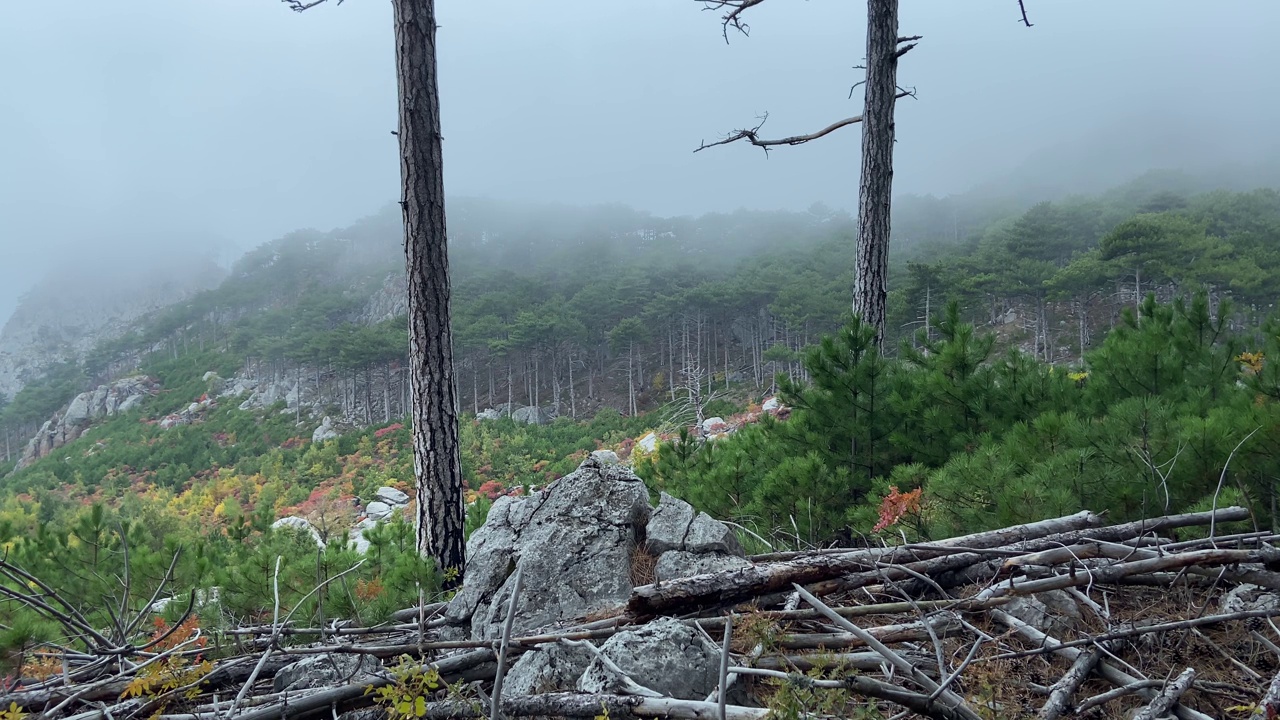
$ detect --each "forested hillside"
[3,170,1280,666]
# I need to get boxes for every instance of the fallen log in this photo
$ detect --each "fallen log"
[976,546,1280,601]
[630,511,1103,616]
[1132,667,1197,720]
[1037,642,1107,720]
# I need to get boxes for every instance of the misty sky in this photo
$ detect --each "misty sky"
[2,1,1278,323]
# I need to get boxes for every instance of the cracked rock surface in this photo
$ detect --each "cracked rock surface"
[577,617,720,700]
[446,454,651,640]
[646,492,744,557]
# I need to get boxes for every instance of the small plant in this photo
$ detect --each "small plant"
[120,617,213,716]
[367,655,443,719]
[0,701,27,720]
[872,486,923,533]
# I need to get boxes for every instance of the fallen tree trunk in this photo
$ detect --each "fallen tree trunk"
[630,511,1102,616]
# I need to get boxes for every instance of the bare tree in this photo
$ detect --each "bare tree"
[693,0,1034,345]
[282,0,466,587]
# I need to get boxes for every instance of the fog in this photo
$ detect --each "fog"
[2,0,1277,323]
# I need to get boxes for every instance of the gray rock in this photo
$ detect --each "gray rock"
[577,617,720,700]
[636,432,659,454]
[117,394,145,414]
[15,375,157,470]
[655,550,751,582]
[272,654,381,692]
[504,642,595,696]
[476,408,502,421]
[312,416,339,444]
[1005,590,1083,635]
[375,486,410,506]
[685,511,743,556]
[446,454,651,640]
[365,501,393,520]
[645,493,743,557]
[646,493,696,555]
[272,517,324,548]
[511,405,555,425]
[1223,583,1280,614]
[590,449,620,466]
[700,417,726,434]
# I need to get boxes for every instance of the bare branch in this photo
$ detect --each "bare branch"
[280,0,344,11]
[697,0,768,43]
[1017,0,1033,27]
[697,89,913,155]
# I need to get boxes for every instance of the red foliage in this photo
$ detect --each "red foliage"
[374,423,404,439]
[873,486,923,533]
[477,480,507,500]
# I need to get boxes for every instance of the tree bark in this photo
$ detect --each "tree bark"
[394,0,465,586]
[854,0,901,346]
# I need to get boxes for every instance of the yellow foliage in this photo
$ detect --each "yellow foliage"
[1237,351,1265,375]
[367,655,443,719]
[0,702,27,720]
[1067,371,1089,383]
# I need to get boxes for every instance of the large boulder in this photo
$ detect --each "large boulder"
[445,454,651,640]
[312,416,340,444]
[375,486,410,506]
[646,492,743,556]
[503,642,595,696]
[272,517,324,548]
[577,617,720,700]
[511,405,555,425]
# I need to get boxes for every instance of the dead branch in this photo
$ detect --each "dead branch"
[1016,0,1033,27]
[793,585,982,720]
[696,0,768,43]
[1036,642,1107,720]
[280,0,344,11]
[694,91,912,156]
[1132,667,1197,720]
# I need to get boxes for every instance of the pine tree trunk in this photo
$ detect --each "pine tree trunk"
[395,0,465,585]
[854,0,901,347]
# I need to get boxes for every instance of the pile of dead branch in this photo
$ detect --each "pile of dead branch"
[8,506,1280,719]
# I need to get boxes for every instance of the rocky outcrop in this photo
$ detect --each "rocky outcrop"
[16,375,159,469]
[503,643,595,696]
[476,404,558,425]
[445,453,651,640]
[349,486,412,553]
[447,452,747,643]
[0,251,225,401]
[360,273,408,326]
[646,492,743,556]
[272,517,324,548]
[654,550,750,582]
[312,416,340,444]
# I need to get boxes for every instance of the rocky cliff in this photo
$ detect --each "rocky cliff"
[17,375,159,469]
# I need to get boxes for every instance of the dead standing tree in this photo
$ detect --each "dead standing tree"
[282,0,466,587]
[694,0,1035,346]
